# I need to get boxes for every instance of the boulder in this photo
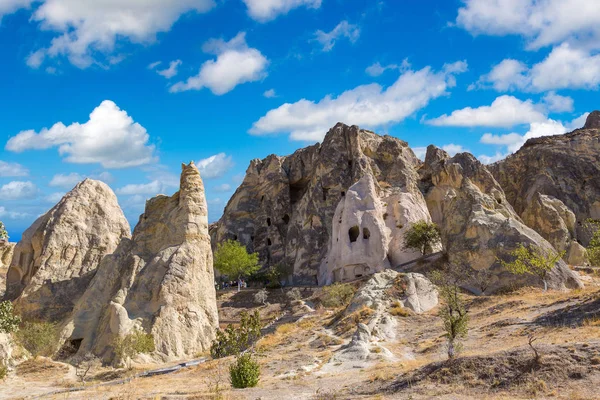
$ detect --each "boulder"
[63,162,219,363]
[421,146,583,293]
[4,180,131,322]
[490,112,600,246]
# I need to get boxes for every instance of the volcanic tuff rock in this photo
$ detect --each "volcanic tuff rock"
[490,111,600,249]
[4,180,130,322]
[214,123,438,285]
[421,146,582,292]
[63,162,218,362]
[0,241,14,297]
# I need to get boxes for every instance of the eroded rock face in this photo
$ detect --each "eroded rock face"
[490,113,600,246]
[421,147,582,292]
[0,241,15,297]
[4,180,131,322]
[214,123,433,285]
[64,162,218,363]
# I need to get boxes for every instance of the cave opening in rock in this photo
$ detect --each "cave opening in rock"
[267,218,272,226]
[261,195,265,203]
[348,226,360,243]
[322,187,329,201]
[267,238,272,246]
[363,228,371,239]
[282,214,290,224]
[341,191,346,197]
[290,179,310,205]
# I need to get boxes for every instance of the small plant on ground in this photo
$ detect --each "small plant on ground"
[113,329,155,368]
[499,244,564,291]
[320,283,355,308]
[0,301,21,334]
[254,288,269,305]
[73,353,101,384]
[430,270,469,359]
[214,239,261,292]
[15,321,58,357]
[0,221,8,241]
[229,352,260,388]
[403,220,441,255]
[211,310,261,359]
[586,219,600,267]
[286,287,303,302]
[389,301,412,317]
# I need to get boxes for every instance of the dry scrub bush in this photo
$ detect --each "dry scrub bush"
[15,321,58,357]
[319,283,355,308]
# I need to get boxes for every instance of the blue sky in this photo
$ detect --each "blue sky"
[1,0,599,240]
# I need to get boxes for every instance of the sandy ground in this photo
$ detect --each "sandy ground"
[2,273,600,400]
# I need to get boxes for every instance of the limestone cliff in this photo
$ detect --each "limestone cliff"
[63,162,218,362]
[4,180,131,322]
[490,111,600,254]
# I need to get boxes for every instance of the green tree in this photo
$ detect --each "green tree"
[211,310,261,359]
[403,221,441,255]
[214,240,261,292]
[586,220,600,267]
[0,221,8,241]
[229,352,260,388]
[113,329,155,368]
[430,270,469,359]
[0,301,21,334]
[500,244,564,291]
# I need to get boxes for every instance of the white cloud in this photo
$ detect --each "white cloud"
[0,206,30,220]
[213,183,232,192]
[26,49,46,69]
[456,0,600,51]
[365,60,410,77]
[412,146,427,161]
[157,59,182,79]
[442,144,467,156]
[45,192,65,203]
[170,32,268,95]
[242,0,321,22]
[49,172,83,189]
[471,59,529,92]
[263,89,277,98]
[197,153,234,179]
[148,61,162,70]
[0,160,28,177]
[542,92,574,113]
[478,152,508,165]
[0,181,38,200]
[0,0,33,21]
[95,171,114,184]
[250,61,468,141]
[24,0,216,68]
[428,95,547,128]
[314,20,360,52]
[116,180,162,196]
[6,100,157,169]
[480,132,523,146]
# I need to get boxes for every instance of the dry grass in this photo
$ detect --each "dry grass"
[332,306,375,336]
[389,301,412,317]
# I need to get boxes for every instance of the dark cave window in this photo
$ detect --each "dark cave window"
[282,214,290,224]
[322,187,329,201]
[348,160,353,168]
[341,191,346,197]
[232,234,238,241]
[267,218,272,226]
[261,195,265,202]
[348,226,360,243]
[267,238,272,246]
[251,235,255,242]
[290,180,309,205]
[363,228,371,240]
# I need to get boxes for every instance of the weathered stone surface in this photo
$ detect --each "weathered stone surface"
[0,332,13,367]
[4,180,130,322]
[422,146,583,292]
[214,123,432,285]
[63,162,218,363]
[490,113,600,246]
[0,241,15,297]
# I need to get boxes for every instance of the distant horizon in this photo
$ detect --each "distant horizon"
[1,0,599,240]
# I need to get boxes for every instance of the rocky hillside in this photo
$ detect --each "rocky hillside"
[0,241,14,298]
[213,122,585,292]
[490,111,600,256]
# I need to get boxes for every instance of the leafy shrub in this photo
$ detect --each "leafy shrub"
[404,220,441,255]
[0,301,21,334]
[229,353,260,388]
[15,321,58,357]
[320,283,355,308]
[211,311,261,359]
[499,244,564,291]
[113,329,155,367]
[0,221,8,240]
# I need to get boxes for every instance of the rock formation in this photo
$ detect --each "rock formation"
[4,180,131,322]
[63,162,218,363]
[420,147,582,292]
[0,241,14,297]
[490,111,600,253]
[213,123,438,285]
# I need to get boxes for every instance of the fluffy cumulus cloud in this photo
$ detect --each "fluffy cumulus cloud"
[0,206,29,220]
[0,181,38,200]
[250,61,468,141]
[456,0,600,51]
[0,0,33,21]
[475,45,600,92]
[197,153,234,179]
[427,95,547,128]
[542,92,574,113]
[263,89,277,98]
[116,180,163,196]
[156,60,182,79]
[442,144,468,156]
[49,172,83,189]
[21,0,216,69]
[314,20,360,52]
[0,160,28,177]
[365,59,410,77]
[170,32,268,95]
[242,0,321,22]
[5,100,157,168]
